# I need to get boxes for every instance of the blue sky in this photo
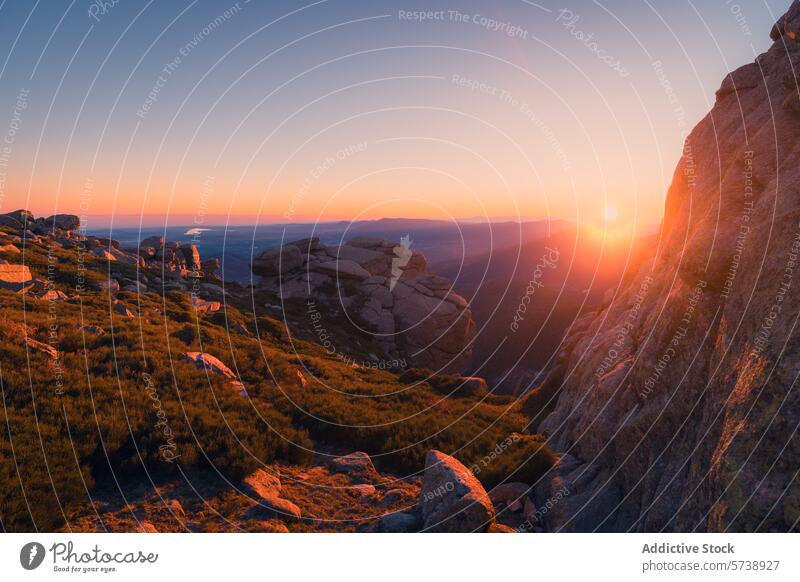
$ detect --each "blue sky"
[0,0,791,226]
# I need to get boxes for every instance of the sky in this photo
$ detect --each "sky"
[0,0,790,228]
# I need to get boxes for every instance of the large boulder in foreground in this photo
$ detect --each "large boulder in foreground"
[419,450,495,532]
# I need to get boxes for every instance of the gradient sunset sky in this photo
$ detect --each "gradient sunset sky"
[0,0,788,227]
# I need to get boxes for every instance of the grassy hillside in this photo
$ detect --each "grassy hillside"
[0,229,554,531]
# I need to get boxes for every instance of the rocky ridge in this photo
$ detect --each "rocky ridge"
[0,210,223,296]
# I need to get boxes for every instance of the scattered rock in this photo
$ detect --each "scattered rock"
[349,484,376,498]
[80,325,106,336]
[489,482,531,513]
[328,452,377,481]
[89,236,120,249]
[377,511,418,533]
[488,522,517,533]
[25,336,59,359]
[131,234,207,277]
[245,494,302,522]
[229,381,248,397]
[113,302,137,318]
[91,247,116,261]
[30,289,69,301]
[0,263,32,290]
[180,352,237,379]
[190,296,221,314]
[98,279,120,294]
[233,322,252,337]
[243,469,282,498]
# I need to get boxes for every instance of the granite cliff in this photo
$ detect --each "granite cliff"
[531,5,800,532]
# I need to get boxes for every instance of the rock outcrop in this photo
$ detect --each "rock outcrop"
[0,210,223,296]
[418,450,495,532]
[252,237,475,373]
[0,263,32,291]
[533,7,800,532]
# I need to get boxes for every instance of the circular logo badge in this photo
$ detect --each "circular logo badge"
[20,542,46,570]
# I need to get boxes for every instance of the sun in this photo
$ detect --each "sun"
[603,206,618,221]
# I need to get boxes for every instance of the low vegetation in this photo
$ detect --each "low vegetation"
[0,233,555,531]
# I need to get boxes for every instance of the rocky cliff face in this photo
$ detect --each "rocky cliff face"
[534,6,800,532]
[252,236,476,373]
[0,210,223,296]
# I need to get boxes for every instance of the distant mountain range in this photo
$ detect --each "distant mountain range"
[85,217,656,394]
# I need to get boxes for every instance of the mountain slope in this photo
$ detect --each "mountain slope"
[0,213,554,532]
